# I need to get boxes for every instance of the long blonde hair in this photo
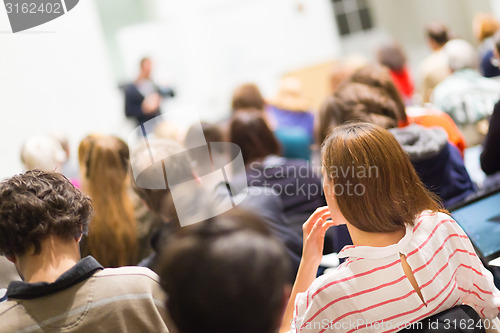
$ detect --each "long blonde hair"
[79,134,137,267]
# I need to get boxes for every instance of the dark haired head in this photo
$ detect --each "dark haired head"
[425,22,449,46]
[229,110,281,165]
[158,209,291,333]
[349,64,408,124]
[377,40,407,72]
[231,83,266,111]
[130,139,193,223]
[184,122,225,155]
[317,82,399,145]
[0,170,92,256]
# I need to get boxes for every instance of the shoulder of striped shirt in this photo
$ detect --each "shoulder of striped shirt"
[0,267,165,318]
[307,262,355,297]
[414,211,450,231]
[0,299,17,316]
[305,211,452,296]
[93,266,161,283]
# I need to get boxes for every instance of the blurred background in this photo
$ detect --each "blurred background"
[0,0,498,178]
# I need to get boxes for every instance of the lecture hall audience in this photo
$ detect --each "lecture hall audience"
[231,81,314,161]
[129,137,303,280]
[432,39,500,146]
[229,110,325,225]
[318,80,475,208]
[474,13,500,79]
[4,10,500,333]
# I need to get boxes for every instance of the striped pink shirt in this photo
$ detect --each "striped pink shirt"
[292,211,500,333]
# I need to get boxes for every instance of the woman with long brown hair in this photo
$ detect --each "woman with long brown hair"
[280,123,500,333]
[78,134,137,267]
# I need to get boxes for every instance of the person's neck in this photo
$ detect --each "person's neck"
[346,223,406,247]
[17,236,81,284]
[433,45,445,52]
[136,74,150,82]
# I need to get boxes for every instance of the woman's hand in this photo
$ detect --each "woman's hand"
[279,207,335,333]
[302,206,334,267]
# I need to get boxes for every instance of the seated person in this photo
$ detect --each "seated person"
[349,63,466,155]
[158,209,291,333]
[376,39,414,103]
[228,111,350,253]
[230,81,313,161]
[78,134,138,268]
[0,170,168,332]
[129,138,303,281]
[231,82,266,111]
[280,123,500,333]
[432,39,500,146]
[318,82,475,208]
[267,76,315,161]
[419,22,451,104]
[481,31,500,177]
[481,100,500,176]
[229,110,325,223]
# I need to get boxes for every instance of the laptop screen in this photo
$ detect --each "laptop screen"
[451,190,500,258]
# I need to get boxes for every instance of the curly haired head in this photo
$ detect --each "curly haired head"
[0,170,93,256]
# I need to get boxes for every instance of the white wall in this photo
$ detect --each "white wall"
[0,0,341,179]
[0,0,131,179]
[117,0,341,122]
[491,0,500,19]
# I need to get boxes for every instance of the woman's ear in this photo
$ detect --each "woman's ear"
[76,229,83,243]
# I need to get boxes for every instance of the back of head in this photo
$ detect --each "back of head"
[349,64,407,123]
[79,134,130,189]
[377,40,407,71]
[229,110,281,165]
[329,55,369,94]
[130,138,193,222]
[231,83,265,111]
[270,76,311,111]
[426,22,449,46]
[184,122,227,177]
[443,39,479,72]
[184,122,224,152]
[20,135,67,172]
[473,13,500,42]
[78,134,136,267]
[317,82,399,145]
[158,209,291,333]
[0,170,92,257]
[153,120,185,143]
[322,123,444,233]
